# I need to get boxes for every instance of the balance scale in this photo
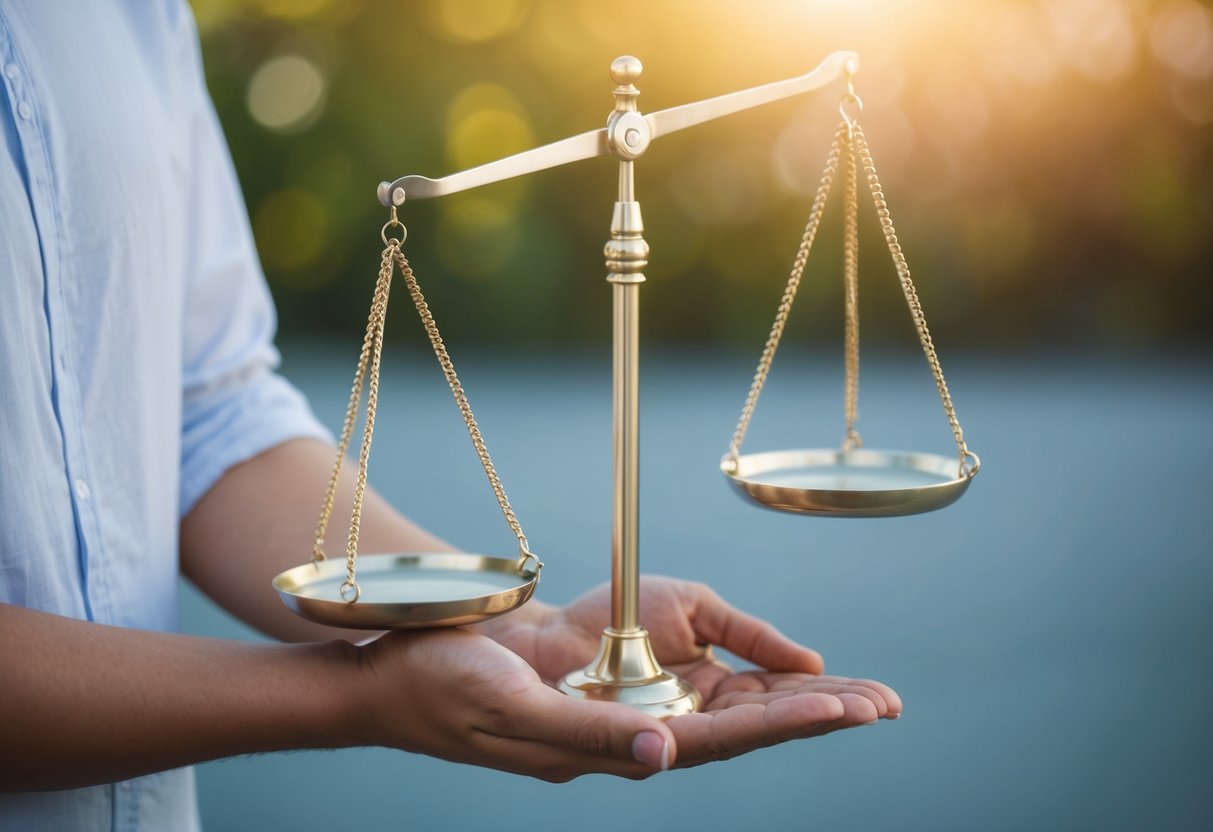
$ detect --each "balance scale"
[273,51,980,717]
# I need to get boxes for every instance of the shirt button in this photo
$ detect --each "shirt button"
[3,63,17,80]
[75,479,91,502]
[17,101,32,120]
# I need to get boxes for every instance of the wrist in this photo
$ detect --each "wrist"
[297,638,378,751]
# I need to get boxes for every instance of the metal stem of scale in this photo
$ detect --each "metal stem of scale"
[554,57,700,716]
[377,52,859,717]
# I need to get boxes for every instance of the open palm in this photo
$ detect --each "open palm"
[479,577,902,768]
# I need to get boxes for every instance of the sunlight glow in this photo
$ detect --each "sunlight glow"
[1048,0,1137,83]
[198,0,1212,345]
[1150,0,1213,79]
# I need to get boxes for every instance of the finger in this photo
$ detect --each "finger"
[709,671,818,697]
[672,659,738,702]
[706,686,825,710]
[796,675,901,718]
[688,587,825,673]
[835,691,881,724]
[846,677,903,717]
[669,693,846,767]
[489,682,679,779]
[471,731,660,783]
[786,695,893,742]
[704,672,901,719]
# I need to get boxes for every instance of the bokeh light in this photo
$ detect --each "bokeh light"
[420,0,532,44]
[193,0,1213,350]
[445,83,536,174]
[246,54,327,132]
[1049,0,1138,83]
[1151,0,1213,81]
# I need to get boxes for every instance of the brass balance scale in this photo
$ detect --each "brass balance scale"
[273,51,980,717]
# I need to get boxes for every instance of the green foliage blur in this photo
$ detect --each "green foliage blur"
[193,0,1212,351]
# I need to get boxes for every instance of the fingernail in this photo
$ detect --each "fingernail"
[887,713,901,720]
[632,731,669,771]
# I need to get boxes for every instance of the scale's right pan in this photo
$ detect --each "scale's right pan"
[723,448,979,517]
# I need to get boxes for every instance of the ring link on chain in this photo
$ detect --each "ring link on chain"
[381,205,407,246]
[961,449,981,478]
[518,545,543,579]
[839,94,863,129]
[840,66,864,130]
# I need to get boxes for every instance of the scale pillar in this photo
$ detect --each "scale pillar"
[559,56,701,718]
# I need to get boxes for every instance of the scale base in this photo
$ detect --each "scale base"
[558,627,702,718]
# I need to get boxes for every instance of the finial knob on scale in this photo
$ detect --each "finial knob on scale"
[610,56,642,86]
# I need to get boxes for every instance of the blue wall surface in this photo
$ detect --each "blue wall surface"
[181,345,1213,831]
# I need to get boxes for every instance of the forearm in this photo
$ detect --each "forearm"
[0,603,362,791]
[181,437,459,642]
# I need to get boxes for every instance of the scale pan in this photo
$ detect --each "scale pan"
[723,447,978,517]
[273,552,539,629]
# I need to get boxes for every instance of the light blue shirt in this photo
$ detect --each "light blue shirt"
[1,2,328,828]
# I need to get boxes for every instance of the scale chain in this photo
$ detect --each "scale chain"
[392,248,532,556]
[850,122,974,473]
[311,270,376,567]
[725,116,975,478]
[310,241,396,602]
[344,242,395,602]
[725,123,846,467]
[311,216,535,604]
[842,119,862,451]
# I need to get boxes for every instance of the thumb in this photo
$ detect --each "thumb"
[511,683,677,776]
[690,586,825,674]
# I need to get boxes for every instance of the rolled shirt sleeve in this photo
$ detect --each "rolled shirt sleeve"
[176,16,330,519]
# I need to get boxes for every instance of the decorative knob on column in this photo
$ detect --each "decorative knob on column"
[608,56,651,161]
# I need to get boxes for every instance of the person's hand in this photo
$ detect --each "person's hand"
[354,626,677,781]
[479,577,902,768]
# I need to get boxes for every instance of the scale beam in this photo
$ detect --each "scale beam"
[377,128,608,205]
[377,50,858,206]
[645,50,856,141]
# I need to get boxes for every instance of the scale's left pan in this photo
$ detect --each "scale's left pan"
[274,553,539,629]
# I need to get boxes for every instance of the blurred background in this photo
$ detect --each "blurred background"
[190,0,1212,350]
[181,1,1212,830]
